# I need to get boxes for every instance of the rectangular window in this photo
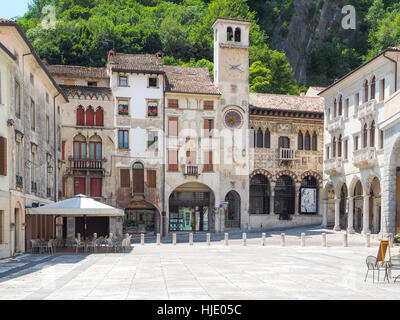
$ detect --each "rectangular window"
[344,140,348,160]
[118,130,129,149]
[88,81,97,87]
[354,136,359,151]
[168,150,178,171]
[204,119,214,137]
[0,137,7,176]
[31,100,36,131]
[168,117,178,136]
[147,102,158,117]
[147,170,156,188]
[15,81,20,117]
[118,100,129,115]
[168,99,179,108]
[119,75,128,87]
[120,169,130,188]
[46,116,49,142]
[345,98,349,118]
[203,151,213,172]
[147,131,158,149]
[30,73,34,86]
[148,77,158,87]
[379,130,384,149]
[62,141,65,161]
[90,178,102,197]
[326,146,330,160]
[204,101,214,110]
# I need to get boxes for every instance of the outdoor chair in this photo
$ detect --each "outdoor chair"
[113,239,123,253]
[86,239,98,253]
[39,240,49,254]
[383,262,400,283]
[365,256,387,283]
[73,238,85,254]
[47,239,55,255]
[30,240,40,254]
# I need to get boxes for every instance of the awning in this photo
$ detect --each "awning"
[26,194,124,217]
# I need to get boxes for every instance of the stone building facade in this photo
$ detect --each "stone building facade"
[319,46,400,236]
[0,19,67,255]
[47,65,122,238]
[249,91,325,229]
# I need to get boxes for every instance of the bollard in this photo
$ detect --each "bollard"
[189,233,193,246]
[366,233,371,248]
[243,233,247,246]
[343,233,348,247]
[206,233,211,246]
[173,233,177,246]
[301,233,305,247]
[224,233,229,246]
[156,233,161,246]
[281,233,285,247]
[261,233,266,246]
[322,233,327,247]
[141,233,145,246]
[389,233,394,248]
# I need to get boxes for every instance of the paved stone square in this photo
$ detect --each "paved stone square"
[0,227,399,300]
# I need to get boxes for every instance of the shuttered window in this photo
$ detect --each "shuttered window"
[86,106,94,126]
[203,151,213,172]
[168,99,179,108]
[120,169,130,188]
[90,178,102,197]
[95,107,104,127]
[204,119,214,137]
[62,141,65,160]
[168,118,178,136]
[147,170,156,188]
[0,137,7,176]
[204,101,214,110]
[168,150,178,171]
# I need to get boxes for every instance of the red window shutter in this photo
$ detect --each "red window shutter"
[86,107,94,126]
[62,141,65,161]
[203,151,213,172]
[0,137,7,176]
[90,178,102,197]
[120,169,130,188]
[168,150,178,171]
[95,107,104,127]
[76,107,85,126]
[147,170,156,188]
[168,99,179,108]
[132,168,144,193]
[204,101,214,110]
[74,177,86,195]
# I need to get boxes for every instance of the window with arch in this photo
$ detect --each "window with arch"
[371,76,376,100]
[250,127,255,148]
[363,80,369,103]
[363,123,368,148]
[256,128,263,148]
[227,27,233,41]
[370,121,375,147]
[95,107,104,127]
[264,128,270,148]
[73,135,87,160]
[338,96,343,116]
[249,174,270,214]
[234,27,241,42]
[338,135,342,157]
[312,132,318,151]
[132,162,144,194]
[333,99,337,118]
[76,106,85,126]
[89,135,102,160]
[86,106,94,126]
[305,131,311,151]
[332,137,336,157]
[298,131,303,150]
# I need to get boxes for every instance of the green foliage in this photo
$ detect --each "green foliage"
[249,61,271,93]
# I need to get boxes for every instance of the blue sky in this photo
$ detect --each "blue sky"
[2,0,31,19]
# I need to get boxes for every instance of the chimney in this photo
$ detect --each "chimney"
[107,49,115,63]
[156,51,165,65]
[300,89,305,97]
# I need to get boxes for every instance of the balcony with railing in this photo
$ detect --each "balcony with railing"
[279,148,295,160]
[69,156,106,170]
[324,157,342,175]
[16,175,23,188]
[353,147,376,168]
[358,99,376,119]
[327,117,343,133]
[183,164,201,176]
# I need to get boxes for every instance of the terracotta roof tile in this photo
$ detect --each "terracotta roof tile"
[163,65,220,95]
[108,52,163,73]
[48,65,108,79]
[249,93,324,113]
[60,85,112,100]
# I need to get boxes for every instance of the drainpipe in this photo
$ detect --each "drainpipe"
[53,92,61,203]
[383,51,398,92]
[161,73,166,237]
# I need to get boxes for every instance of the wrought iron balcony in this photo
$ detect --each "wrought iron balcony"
[279,148,295,160]
[324,157,342,175]
[358,99,376,119]
[68,156,106,170]
[184,164,201,176]
[16,175,23,188]
[353,147,376,168]
[31,181,37,193]
[327,117,343,133]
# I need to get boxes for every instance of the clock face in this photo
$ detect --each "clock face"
[224,109,243,129]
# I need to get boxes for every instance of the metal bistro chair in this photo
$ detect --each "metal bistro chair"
[47,239,55,255]
[30,240,40,254]
[73,238,85,254]
[39,239,49,254]
[365,256,388,283]
[86,238,98,253]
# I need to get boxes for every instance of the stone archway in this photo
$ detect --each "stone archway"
[323,183,335,227]
[366,176,381,234]
[225,191,241,229]
[352,180,364,233]
[275,175,295,220]
[338,183,348,230]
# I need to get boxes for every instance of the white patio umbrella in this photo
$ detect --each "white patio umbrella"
[26,194,124,217]
[26,194,124,240]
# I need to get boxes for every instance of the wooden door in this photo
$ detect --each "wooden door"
[132,163,144,193]
[74,177,86,195]
[90,178,102,197]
